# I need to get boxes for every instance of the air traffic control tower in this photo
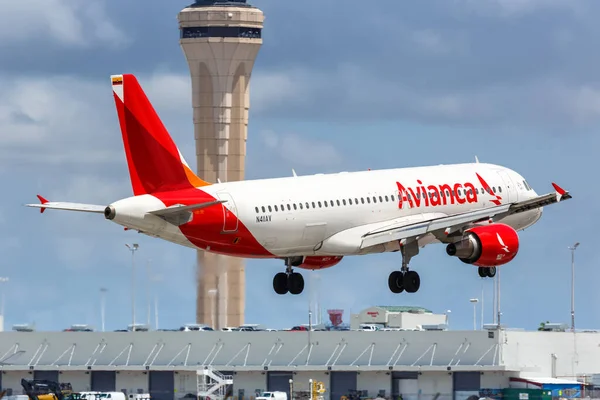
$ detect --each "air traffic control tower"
[178,0,263,329]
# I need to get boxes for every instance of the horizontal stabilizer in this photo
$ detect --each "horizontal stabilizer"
[26,195,105,214]
[149,200,226,226]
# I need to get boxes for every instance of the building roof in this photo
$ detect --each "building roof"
[375,306,433,314]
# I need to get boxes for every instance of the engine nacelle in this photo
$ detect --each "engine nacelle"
[445,223,519,267]
[297,256,344,270]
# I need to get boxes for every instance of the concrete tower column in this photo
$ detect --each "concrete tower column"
[178,0,264,330]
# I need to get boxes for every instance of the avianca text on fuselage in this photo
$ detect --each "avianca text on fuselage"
[395,179,480,209]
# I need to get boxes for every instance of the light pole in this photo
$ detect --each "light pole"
[0,277,9,317]
[568,242,580,332]
[445,309,451,329]
[125,243,139,331]
[146,259,151,328]
[100,287,107,332]
[470,298,479,330]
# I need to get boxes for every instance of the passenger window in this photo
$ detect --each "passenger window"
[293,204,297,210]
[287,204,291,211]
[354,198,359,204]
[367,197,371,203]
[318,201,322,207]
[373,197,377,203]
[499,187,502,193]
[385,195,389,202]
[255,207,259,213]
[349,199,353,205]
[306,202,310,209]
[312,202,316,208]
[493,187,496,193]
[391,195,395,201]
[330,200,334,207]
[299,203,303,209]
[274,205,278,212]
[261,206,266,213]
[268,206,272,212]
[336,200,341,206]
[324,201,328,207]
[342,199,347,205]
[361,198,365,204]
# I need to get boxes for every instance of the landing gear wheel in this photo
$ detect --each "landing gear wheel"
[404,271,421,293]
[273,272,288,295]
[288,272,304,295]
[486,267,497,278]
[388,271,404,293]
[478,267,487,278]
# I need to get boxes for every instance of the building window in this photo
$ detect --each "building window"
[181,26,262,39]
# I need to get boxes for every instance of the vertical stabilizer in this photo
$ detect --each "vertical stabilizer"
[111,74,210,196]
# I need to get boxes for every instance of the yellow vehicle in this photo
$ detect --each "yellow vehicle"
[20,379,72,400]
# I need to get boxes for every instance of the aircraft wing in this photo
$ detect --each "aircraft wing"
[360,182,572,250]
[25,195,105,214]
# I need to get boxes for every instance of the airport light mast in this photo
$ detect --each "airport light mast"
[178,0,264,329]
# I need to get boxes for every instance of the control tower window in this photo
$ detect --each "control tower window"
[181,26,262,39]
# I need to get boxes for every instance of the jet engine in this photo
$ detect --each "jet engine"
[296,256,344,270]
[445,223,519,267]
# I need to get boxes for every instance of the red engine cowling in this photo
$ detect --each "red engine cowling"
[297,256,344,270]
[445,223,519,267]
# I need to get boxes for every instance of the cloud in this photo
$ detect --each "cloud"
[0,0,128,49]
[460,0,584,17]
[260,130,342,167]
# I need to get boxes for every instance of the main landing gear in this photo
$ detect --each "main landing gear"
[273,257,305,295]
[388,239,421,294]
[478,266,496,278]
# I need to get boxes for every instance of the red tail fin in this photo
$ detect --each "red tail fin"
[111,74,210,196]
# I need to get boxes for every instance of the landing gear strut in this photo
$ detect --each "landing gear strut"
[478,266,496,278]
[273,257,305,295]
[388,239,421,294]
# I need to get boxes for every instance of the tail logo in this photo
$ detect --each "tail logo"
[476,173,503,206]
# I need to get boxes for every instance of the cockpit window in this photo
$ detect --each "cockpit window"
[523,180,531,190]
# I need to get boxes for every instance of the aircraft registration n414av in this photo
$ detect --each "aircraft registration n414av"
[26,74,573,296]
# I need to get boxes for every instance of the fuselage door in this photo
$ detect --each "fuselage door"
[496,170,514,203]
[216,192,239,233]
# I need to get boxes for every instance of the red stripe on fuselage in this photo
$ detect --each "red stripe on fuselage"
[151,188,274,258]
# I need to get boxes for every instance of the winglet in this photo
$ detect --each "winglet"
[552,182,572,201]
[36,195,48,213]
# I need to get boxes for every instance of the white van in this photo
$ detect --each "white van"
[256,391,287,400]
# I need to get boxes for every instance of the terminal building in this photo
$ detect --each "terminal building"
[349,306,447,330]
[0,327,598,400]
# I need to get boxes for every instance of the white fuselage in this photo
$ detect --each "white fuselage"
[134,162,541,257]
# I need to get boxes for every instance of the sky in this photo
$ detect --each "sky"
[0,0,598,332]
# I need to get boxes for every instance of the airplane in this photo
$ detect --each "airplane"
[26,74,573,296]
